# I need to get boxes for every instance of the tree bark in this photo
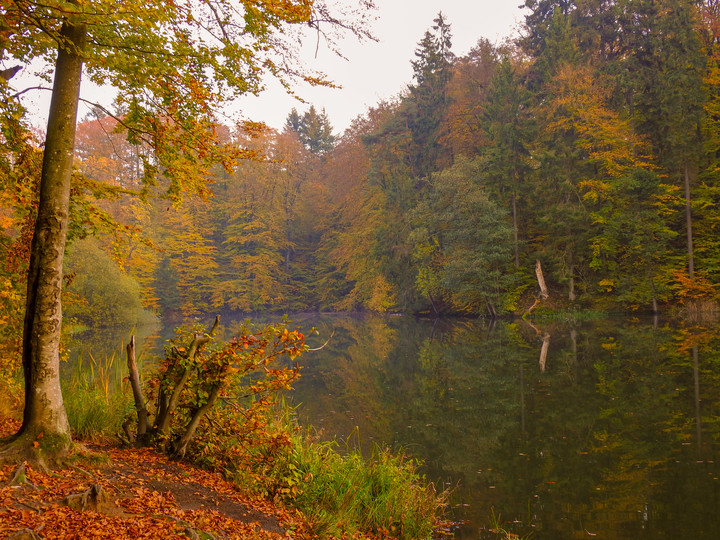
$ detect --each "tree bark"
[684,160,695,278]
[126,336,149,438]
[15,18,87,454]
[171,385,222,459]
[154,316,219,435]
[535,260,549,299]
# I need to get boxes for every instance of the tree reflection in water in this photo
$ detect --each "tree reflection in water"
[65,313,720,539]
[290,314,720,540]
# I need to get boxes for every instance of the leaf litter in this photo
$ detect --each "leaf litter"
[0,418,308,539]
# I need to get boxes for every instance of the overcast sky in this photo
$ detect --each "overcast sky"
[16,1,528,135]
[241,0,528,133]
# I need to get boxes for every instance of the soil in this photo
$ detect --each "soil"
[0,418,309,539]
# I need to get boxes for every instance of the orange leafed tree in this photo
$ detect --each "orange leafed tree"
[0,0,375,460]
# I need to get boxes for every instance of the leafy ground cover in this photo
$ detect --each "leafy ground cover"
[0,417,316,539]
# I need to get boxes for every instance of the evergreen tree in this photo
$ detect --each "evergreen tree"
[405,11,455,177]
[285,105,336,155]
[524,6,594,299]
[620,0,706,277]
[411,157,516,316]
[285,108,303,133]
[483,56,534,268]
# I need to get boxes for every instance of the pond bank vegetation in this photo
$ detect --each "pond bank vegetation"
[0,317,448,539]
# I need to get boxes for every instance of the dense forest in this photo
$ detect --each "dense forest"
[4,0,720,331]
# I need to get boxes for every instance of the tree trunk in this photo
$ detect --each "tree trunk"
[154,316,219,435]
[170,385,222,459]
[126,336,149,439]
[535,260,549,299]
[693,345,702,454]
[684,160,695,278]
[13,19,86,456]
[512,192,519,267]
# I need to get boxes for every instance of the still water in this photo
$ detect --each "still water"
[67,313,720,539]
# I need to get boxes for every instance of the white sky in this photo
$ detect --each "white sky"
[15,0,528,135]
[242,0,528,133]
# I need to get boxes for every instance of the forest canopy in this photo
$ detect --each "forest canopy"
[3,0,720,327]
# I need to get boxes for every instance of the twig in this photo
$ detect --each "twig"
[66,464,94,478]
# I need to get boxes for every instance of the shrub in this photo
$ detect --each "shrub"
[64,237,156,328]
[216,407,447,539]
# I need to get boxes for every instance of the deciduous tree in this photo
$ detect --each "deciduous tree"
[0,0,374,459]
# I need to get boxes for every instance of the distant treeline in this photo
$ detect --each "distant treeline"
[5,1,720,328]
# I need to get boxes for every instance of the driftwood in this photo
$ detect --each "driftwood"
[535,260,549,299]
[524,260,549,317]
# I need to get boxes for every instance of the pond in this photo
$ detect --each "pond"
[66,313,720,539]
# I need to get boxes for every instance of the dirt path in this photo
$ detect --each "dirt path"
[0,419,308,539]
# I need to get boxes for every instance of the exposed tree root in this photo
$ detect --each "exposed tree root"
[9,462,33,486]
[64,483,109,512]
[0,430,73,470]
[0,438,46,471]
[7,528,41,540]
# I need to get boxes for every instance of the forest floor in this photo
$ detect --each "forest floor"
[0,417,317,539]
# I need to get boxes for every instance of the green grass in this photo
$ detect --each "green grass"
[221,408,447,539]
[290,440,446,539]
[484,508,535,539]
[62,351,134,442]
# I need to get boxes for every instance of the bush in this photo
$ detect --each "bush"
[216,407,447,539]
[123,318,446,538]
[64,237,156,328]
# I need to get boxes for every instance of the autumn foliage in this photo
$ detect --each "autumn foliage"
[0,418,310,539]
[122,318,305,471]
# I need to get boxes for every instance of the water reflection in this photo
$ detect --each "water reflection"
[288,314,720,539]
[64,322,162,390]
[63,313,720,538]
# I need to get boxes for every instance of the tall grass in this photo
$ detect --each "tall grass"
[222,407,447,539]
[289,439,446,539]
[62,351,134,442]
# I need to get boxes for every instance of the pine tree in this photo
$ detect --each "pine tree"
[405,11,454,177]
[621,0,706,277]
[285,105,336,155]
[483,56,534,268]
